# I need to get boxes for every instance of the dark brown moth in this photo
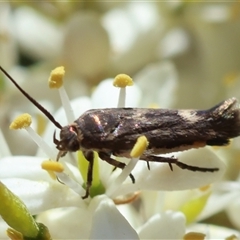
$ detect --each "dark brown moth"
[1,65,240,199]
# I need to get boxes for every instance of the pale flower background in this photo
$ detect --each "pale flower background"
[1,1,240,239]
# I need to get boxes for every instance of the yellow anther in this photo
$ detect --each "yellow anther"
[113,74,133,88]
[9,113,32,130]
[148,103,159,109]
[130,136,149,158]
[41,160,64,173]
[226,234,238,240]
[199,185,211,192]
[183,232,205,240]
[223,72,238,87]
[48,66,65,89]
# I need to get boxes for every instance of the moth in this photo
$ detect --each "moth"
[1,65,240,199]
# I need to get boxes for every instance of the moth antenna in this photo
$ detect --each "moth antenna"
[0,65,62,129]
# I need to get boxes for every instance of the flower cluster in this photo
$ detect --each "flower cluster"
[0,67,237,239]
[1,2,240,238]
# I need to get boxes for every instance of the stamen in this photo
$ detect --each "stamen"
[113,74,133,88]
[41,160,64,172]
[9,113,32,129]
[41,160,64,180]
[223,72,238,87]
[130,135,149,158]
[113,74,133,108]
[58,87,75,123]
[225,234,238,240]
[107,136,148,198]
[199,185,211,192]
[48,66,65,89]
[48,66,75,123]
[56,172,85,196]
[117,88,126,108]
[9,113,56,160]
[183,232,205,240]
[113,191,140,205]
[0,129,11,157]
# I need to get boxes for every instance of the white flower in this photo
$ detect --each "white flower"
[13,6,62,60]
[138,211,185,239]
[0,68,227,238]
[197,176,240,230]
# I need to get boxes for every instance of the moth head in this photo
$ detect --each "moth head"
[54,123,81,152]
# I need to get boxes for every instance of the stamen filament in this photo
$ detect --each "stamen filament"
[25,127,56,160]
[58,86,75,123]
[48,66,75,124]
[113,73,133,108]
[107,135,148,198]
[9,113,56,159]
[0,129,11,157]
[107,157,139,198]
[56,172,85,196]
[117,88,126,108]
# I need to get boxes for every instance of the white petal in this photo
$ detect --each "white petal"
[116,148,225,196]
[13,6,62,60]
[91,79,141,108]
[158,28,190,58]
[134,61,178,108]
[137,191,165,221]
[188,223,240,239]
[117,204,142,231]
[0,218,8,239]
[62,12,110,79]
[37,207,91,239]
[138,211,185,239]
[201,4,231,22]
[198,190,239,221]
[102,8,138,53]
[137,148,225,190]
[89,195,139,239]
[0,3,17,68]
[0,129,11,157]
[103,3,158,52]
[0,156,51,181]
[1,178,85,215]
[227,197,240,229]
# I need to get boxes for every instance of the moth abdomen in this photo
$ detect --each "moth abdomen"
[203,98,240,145]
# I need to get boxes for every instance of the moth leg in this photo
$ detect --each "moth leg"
[81,150,94,199]
[167,155,178,171]
[98,151,135,183]
[141,154,219,172]
[146,161,150,170]
[168,162,173,171]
